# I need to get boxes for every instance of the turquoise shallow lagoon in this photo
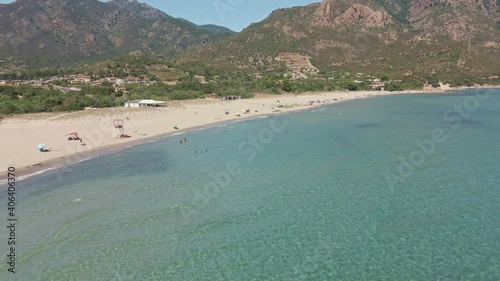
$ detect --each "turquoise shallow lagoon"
[1,89,499,280]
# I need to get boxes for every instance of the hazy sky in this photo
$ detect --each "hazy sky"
[0,0,320,31]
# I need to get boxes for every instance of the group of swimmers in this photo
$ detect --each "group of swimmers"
[179,137,209,153]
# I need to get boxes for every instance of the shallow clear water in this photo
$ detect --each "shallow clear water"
[1,89,499,280]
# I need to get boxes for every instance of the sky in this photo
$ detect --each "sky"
[0,0,320,32]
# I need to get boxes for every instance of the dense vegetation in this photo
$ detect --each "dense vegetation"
[0,85,117,114]
[1,53,499,116]
[1,55,179,81]
[0,74,413,115]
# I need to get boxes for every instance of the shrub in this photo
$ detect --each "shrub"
[168,90,204,100]
[264,87,279,94]
[0,102,22,114]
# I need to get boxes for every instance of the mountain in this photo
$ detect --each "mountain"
[0,0,233,67]
[197,24,237,35]
[180,0,500,82]
[176,18,237,35]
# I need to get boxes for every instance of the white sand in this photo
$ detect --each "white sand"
[0,90,419,176]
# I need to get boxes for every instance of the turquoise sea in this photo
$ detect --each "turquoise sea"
[1,89,499,280]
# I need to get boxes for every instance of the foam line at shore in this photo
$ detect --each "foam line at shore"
[0,90,424,182]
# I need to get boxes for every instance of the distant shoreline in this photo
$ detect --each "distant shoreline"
[0,88,484,182]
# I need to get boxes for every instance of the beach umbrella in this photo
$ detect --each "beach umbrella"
[37,143,46,151]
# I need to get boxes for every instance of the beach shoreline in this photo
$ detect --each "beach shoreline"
[0,90,423,181]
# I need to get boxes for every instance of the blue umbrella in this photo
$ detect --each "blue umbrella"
[37,143,46,151]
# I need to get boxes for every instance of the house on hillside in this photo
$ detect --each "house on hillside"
[371,81,385,90]
[114,87,129,94]
[56,86,82,93]
[194,75,206,83]
[12,80,28,86]
[30,80,50,87]
[70,75,91,84]
[104,77,117,84]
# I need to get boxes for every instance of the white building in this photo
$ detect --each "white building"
[124,99,166,108]
[139,100,166,107]
[124,100,142,108]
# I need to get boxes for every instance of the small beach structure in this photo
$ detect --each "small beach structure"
[124,100,141,108]
[220,95,241,101]
[124,99,166,108]
[139,100,166,107]
[37,143,46,152]
[37,143,50,152]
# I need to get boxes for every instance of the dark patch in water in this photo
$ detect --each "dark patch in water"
[460,118,480,125]
[357,123,378,128]
[390,111,427,115]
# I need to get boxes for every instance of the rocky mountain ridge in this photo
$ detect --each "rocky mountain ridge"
[0,0,233,66]
[180,0,499,80]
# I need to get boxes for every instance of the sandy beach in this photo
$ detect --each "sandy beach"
[0,90,420,179]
